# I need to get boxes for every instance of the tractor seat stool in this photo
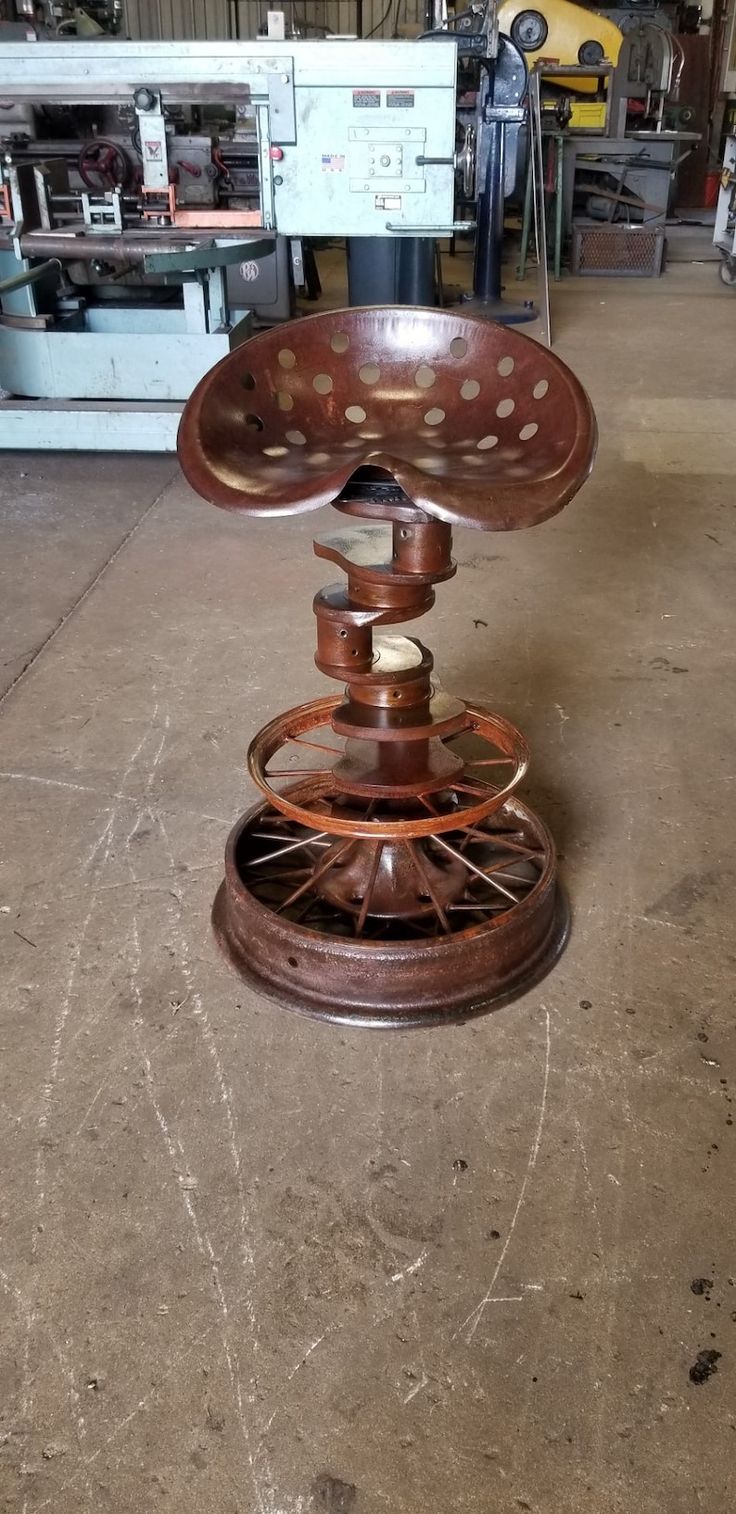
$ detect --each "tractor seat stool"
[178,305,597,1028]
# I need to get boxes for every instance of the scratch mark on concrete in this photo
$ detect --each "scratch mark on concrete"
[23,710,161,1487]
[124,716,274,1514]
[573,1115,603,1254]
[391,1249,428,1283]
[285,1330,327,1383]
[0,769,230,826]
[73,1080,108,1138]
[403,1369,429,1404]
[457,1007,552,1344]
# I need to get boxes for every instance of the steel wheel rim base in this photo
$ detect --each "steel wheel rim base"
[210,796,570,1029]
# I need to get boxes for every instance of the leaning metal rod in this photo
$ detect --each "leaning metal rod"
[0,257,61,295]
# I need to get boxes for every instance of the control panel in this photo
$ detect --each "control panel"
[272,42,457,236]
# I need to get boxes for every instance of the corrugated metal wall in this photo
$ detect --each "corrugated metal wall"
[123,0,426,42]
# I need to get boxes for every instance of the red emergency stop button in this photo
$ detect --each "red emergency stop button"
[269,147,284,161]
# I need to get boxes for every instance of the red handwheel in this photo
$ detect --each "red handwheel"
[77,139,130,191]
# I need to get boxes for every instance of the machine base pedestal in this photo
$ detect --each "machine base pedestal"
[460,293,537,325]
[211,796,569,1029]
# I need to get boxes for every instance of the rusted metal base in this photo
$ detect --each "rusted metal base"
[212,795,569,1029]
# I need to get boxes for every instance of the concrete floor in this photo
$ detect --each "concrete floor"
[1,262,735,1514]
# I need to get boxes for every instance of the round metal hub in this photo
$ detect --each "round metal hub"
[212,794,569,1028]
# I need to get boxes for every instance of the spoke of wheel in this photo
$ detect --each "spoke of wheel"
[432,835,518,903]
[404,840,450,932]
[355,841,384,937]
[276,837,356,913]
[252,866,310,878]
[288,734,344,756]
[448,902,507,912]
[483,870,536,887]
[445,733,517,766]
[419,792,462,823]
[479,851,540,879]
[246,831,329,867]
[466,757,516,767]
[461,824,543,857]
[453,781,502,802]
[252,872,310,884]
[292,894,321,923]
[265,768,331,779]
[253,831,331,846]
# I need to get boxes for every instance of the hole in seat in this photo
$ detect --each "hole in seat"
[497,356,514,377]
[313,374,333,395]
[241,372,256,390]
[285,429,307,446]
[424,408,445,426]
[278,348,296,369]
[461,380,480,400]
[519,423,539,441]
[330,332,349,353]
[477,434,499,450]
[414,365,436,390]
[345,405,367,424]
[245,414,264,432]
[276,391,294,411]
[358,363,380,385]
[496,398,515,418]
[533,379,549,399]
[449,337,467,358]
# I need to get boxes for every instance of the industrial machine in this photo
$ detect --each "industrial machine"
[714,135,736,288]
[515,1,700,282]
[608,20,686,134]
[499,0,622,125]
[0,0,121,39]
[0,38,459,448]
[419,2,532,319]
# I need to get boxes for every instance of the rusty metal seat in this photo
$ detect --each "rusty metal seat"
[178,307,597,1028]
[179,306,596,531]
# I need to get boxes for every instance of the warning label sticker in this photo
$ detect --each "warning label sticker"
[321,153,346,172]
[386,90,415,108]
[352,89,380,108]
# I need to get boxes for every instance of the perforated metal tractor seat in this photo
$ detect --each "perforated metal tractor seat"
[179,305,596,531]
[178,307,597,1027]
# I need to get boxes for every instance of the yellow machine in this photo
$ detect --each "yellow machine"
[498,0,622,97]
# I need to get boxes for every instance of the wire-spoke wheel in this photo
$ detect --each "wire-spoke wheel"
[212,793,568,1027]
[246,695,529,838]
